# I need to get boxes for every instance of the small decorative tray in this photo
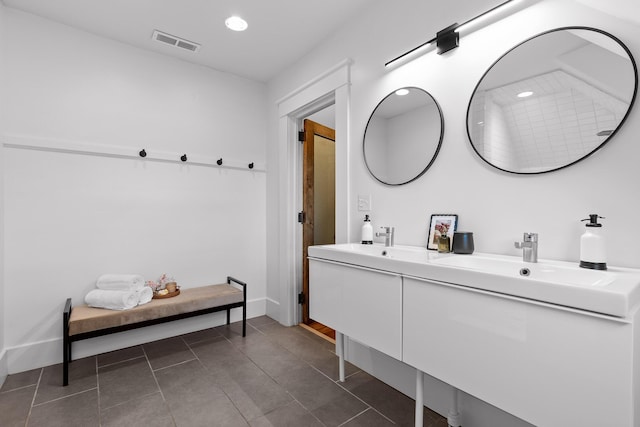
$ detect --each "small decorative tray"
[152,289,180,299]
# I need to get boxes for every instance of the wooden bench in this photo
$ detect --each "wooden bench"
[62,276,246,386]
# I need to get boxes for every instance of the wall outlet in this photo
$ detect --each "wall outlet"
[358,194,371,211]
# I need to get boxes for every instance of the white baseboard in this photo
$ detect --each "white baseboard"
[265,297,280,322]
[6,298,266,375]
[0,348,7,388]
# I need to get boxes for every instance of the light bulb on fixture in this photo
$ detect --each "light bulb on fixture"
[225,16,248,32]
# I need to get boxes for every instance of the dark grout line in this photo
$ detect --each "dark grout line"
[151,357,198,373]
[31,387,98,407]
[23,368,43,425]
[0,382,38,394]
[97,354,145,369]
[140,343,178,426]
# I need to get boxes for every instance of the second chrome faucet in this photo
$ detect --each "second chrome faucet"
[515,232,538,263]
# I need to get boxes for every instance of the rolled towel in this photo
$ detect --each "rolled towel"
[85,289,139,311]
[96,274,145,291]
[136,287,153,306]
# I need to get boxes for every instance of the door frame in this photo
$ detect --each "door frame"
[275,59,351,326]
[302,119,336,324]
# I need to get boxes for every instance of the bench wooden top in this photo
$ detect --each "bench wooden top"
[68,284,243,336]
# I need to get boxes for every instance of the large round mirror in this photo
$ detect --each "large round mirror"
[467,27,638,174]
[364,87,444,185]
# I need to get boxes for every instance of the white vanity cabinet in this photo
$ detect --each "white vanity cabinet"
[403,276,639,427]
[309,258,403,359]
[308,244,640,426]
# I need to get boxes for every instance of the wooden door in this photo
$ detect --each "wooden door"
[302,119,335,325]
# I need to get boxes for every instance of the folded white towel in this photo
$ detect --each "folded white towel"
[96,274,145,291]
[85,289,139,311]
[136,287,153,306]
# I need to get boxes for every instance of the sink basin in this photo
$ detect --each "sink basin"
[308,243,640,317]
[430,254,614,288]
[308,243,439,265]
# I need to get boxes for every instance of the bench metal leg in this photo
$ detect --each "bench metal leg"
[63,337,69,386]
[226,308,231,325]
[227,276,247,338]
[63,298,72,386]
[242,301,246,337]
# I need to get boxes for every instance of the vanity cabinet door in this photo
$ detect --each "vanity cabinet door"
[309,258,402,359]
[309,258,342,330]
[403,276,634,427]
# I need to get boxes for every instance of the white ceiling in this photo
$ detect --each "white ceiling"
[1,0,374,82]
[574,0,640,28]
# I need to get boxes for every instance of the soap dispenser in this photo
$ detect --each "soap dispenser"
[580,214,607,270]
[361,215,373,245]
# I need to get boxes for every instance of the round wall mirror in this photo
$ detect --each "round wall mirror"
[467,27,638,174]
[364,87,444,185]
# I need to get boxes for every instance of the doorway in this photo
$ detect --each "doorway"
[274,59,350,329]
[301,117,336,341]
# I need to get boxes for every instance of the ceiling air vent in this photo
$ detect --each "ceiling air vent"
[152,30,200,53]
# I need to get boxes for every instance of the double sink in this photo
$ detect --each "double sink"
[307,243,640,318]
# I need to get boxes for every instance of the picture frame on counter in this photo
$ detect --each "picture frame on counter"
[427,214,458,250]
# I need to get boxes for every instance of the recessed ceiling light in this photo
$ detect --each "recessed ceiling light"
[395,89,410,96]
[225,16,248,32]
[517,91,533,98]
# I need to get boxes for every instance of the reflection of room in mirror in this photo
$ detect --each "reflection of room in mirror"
[468,28,637,174]
[364,88,443,185]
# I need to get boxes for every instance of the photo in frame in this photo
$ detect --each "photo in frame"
[427,214,458,250]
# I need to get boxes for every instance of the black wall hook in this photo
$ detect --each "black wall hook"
[217,158,223,166]
[180,154,187,162]
[139,149,147,158]
[248,162,254,169]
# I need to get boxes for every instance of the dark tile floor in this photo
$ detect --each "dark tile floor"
[0,316,447,426]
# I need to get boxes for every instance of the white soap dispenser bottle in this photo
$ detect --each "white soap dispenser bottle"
[361,215,373,245]
[580,214,607,270]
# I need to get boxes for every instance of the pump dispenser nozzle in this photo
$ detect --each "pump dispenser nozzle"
[581,214,605,227]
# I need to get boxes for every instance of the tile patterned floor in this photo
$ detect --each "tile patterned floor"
[0,316,447,426]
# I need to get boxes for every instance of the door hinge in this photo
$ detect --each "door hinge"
[298,292,305,304]
[298,211,305,223]
[298,130,305,142]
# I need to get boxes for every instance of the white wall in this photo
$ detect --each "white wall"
[1,8,268,372]
[0,1,7,387]
[267,0,640,426]
[346,0,640,267]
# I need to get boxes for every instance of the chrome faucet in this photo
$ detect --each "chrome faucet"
[514,232,538,263]
[376,227,395,247]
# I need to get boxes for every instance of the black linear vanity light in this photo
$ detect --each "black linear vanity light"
[385,0,521,68]
[436,24,459,54]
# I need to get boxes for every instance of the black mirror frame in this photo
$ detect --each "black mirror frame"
[466,26,638,175]
[363,87,445,186]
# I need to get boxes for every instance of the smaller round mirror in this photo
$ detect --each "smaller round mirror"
[363,87,444,185]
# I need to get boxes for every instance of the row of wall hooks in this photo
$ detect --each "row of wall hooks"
[2,135,266,173]
[138,148,256,170]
